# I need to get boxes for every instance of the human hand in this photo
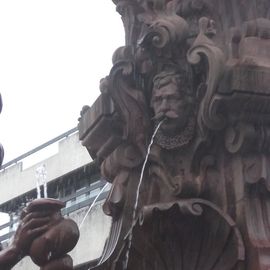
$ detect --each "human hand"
[40,255,73,270]
[10,210,51,258]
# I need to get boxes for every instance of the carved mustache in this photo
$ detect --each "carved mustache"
[152,111,179,121]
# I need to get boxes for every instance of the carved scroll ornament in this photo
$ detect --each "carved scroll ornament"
[187,17,225,135]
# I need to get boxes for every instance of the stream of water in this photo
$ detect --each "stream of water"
[36,181,41,199]
[44,181,48,198]
[123,120,164,270]
[35,164,47,199]
[79,182,110,230]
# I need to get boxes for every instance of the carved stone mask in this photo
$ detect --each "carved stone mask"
[151,71,193,136]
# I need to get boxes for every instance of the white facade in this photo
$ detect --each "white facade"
[0,132,91,204]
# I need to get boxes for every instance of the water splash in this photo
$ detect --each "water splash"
[44,175,48,198]
[35,164,47,198]
[123,119,164,269]
[79,182,109,230]
[36,181,41,199]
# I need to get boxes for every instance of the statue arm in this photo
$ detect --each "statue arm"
[0,211,51,269]
[0,244,23,270]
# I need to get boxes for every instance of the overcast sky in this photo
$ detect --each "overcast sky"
[0,0,124,164]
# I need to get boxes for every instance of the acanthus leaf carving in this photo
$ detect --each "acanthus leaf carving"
[108,46,151,155]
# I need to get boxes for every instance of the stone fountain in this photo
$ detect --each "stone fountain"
[78,0,270,269]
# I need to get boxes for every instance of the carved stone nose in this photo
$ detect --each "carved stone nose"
[159,99,169,111]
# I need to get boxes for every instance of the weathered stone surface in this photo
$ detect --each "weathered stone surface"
[79,1,270,269]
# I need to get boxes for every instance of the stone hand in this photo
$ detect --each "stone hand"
[30,218,79,266]
[11,210,51,258]
[0,210,51,270]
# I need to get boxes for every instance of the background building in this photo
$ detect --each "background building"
[0,129,111,269]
